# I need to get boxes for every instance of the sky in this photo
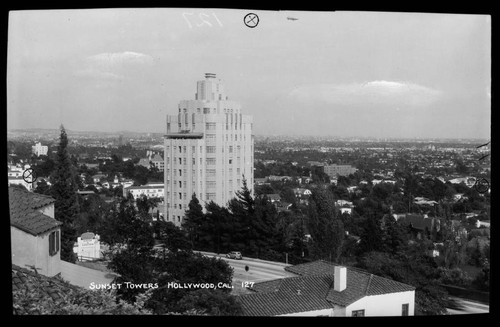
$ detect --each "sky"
[7,8,491,139]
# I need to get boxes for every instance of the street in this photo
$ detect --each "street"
[196,251,296,295]
[446,296,489,315]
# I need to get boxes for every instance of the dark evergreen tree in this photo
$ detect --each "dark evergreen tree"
[50,125,80,263]
[182,193,205,248]
[306,189,345,262]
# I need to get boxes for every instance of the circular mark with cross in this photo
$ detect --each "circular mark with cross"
[244,13,259,28]
[22,168,37,184]
[474,178,490,194]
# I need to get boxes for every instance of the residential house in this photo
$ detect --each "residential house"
[267,175,292,182]
[298,176,312,184]
[399,214,440,239]
[276,201,293,213]
[8,164,33,191]
[150,154,164,172]
[137,158,152,169]
[452,193,468,202]
[9,186,62,277]
[335,199,354,215]
[92,173,106,184]
[73,232,101,261]
[123,183,165,200]
[413,197,438,206]
[77,190,96,198]
[346,186,358,194]
[293,187,312,204]
[335,199,353,207]
[475,220,490,228]
[293,188,312,198]
[9,187,119,290]
[254,178,269,186]
[448,177,476,188]
[237,260,415,316]
[266,193,282,203]
[339,207,353,215]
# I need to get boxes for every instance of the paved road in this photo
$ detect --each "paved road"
[197,251,296,295]
[446,296,489,315]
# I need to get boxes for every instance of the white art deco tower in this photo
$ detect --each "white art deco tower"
[164,73,254,226]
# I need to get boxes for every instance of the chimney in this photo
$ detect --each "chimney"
[334,266,347,292]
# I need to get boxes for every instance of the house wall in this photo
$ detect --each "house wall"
[345,291,415,316]
[11,227,61,277]
[38,204,55,219]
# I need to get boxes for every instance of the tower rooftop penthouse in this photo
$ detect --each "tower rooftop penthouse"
[164,74,254,226]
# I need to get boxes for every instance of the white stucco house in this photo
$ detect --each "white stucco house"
[73,232,101,261]
[237,260,416,317]
[9,186,62,277]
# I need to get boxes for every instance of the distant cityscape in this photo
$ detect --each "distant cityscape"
[8,76,490,316]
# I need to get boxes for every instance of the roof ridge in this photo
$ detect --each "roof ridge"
[365,274,374,295]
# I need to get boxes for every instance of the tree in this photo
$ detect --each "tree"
[50,125,80,263]
[306,189,345,262]
[34,179,51,196]
[99,194,155,249]
[75,194,108,235]
[153,221,192,253]
[147,251,237,315]
[233,177,255,215]
[358,250,449,315]
[182,193,205,248]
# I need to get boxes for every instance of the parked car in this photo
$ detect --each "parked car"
[226,251,242,260]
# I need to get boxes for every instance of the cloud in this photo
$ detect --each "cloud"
[289,80,442,107]
[87,51,154,67]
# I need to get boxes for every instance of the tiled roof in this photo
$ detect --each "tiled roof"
[9,187,61,236]
[286,260,415,303]
[12,264,80,307]
[237,275,335,316]
[401,214,434,231]
[237,260,415,316]
[151,154,164,162]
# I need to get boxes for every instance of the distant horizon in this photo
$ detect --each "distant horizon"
[7,127,490,142]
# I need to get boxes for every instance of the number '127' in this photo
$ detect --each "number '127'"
[183,12,223,28]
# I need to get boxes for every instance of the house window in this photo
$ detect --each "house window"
[352,310,365,317]
[402,304,409,316]
[49,230,60,256]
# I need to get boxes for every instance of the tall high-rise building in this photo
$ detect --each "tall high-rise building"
[164,73,254,226]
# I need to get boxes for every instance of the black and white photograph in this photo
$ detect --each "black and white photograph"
[7,7,491,316]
